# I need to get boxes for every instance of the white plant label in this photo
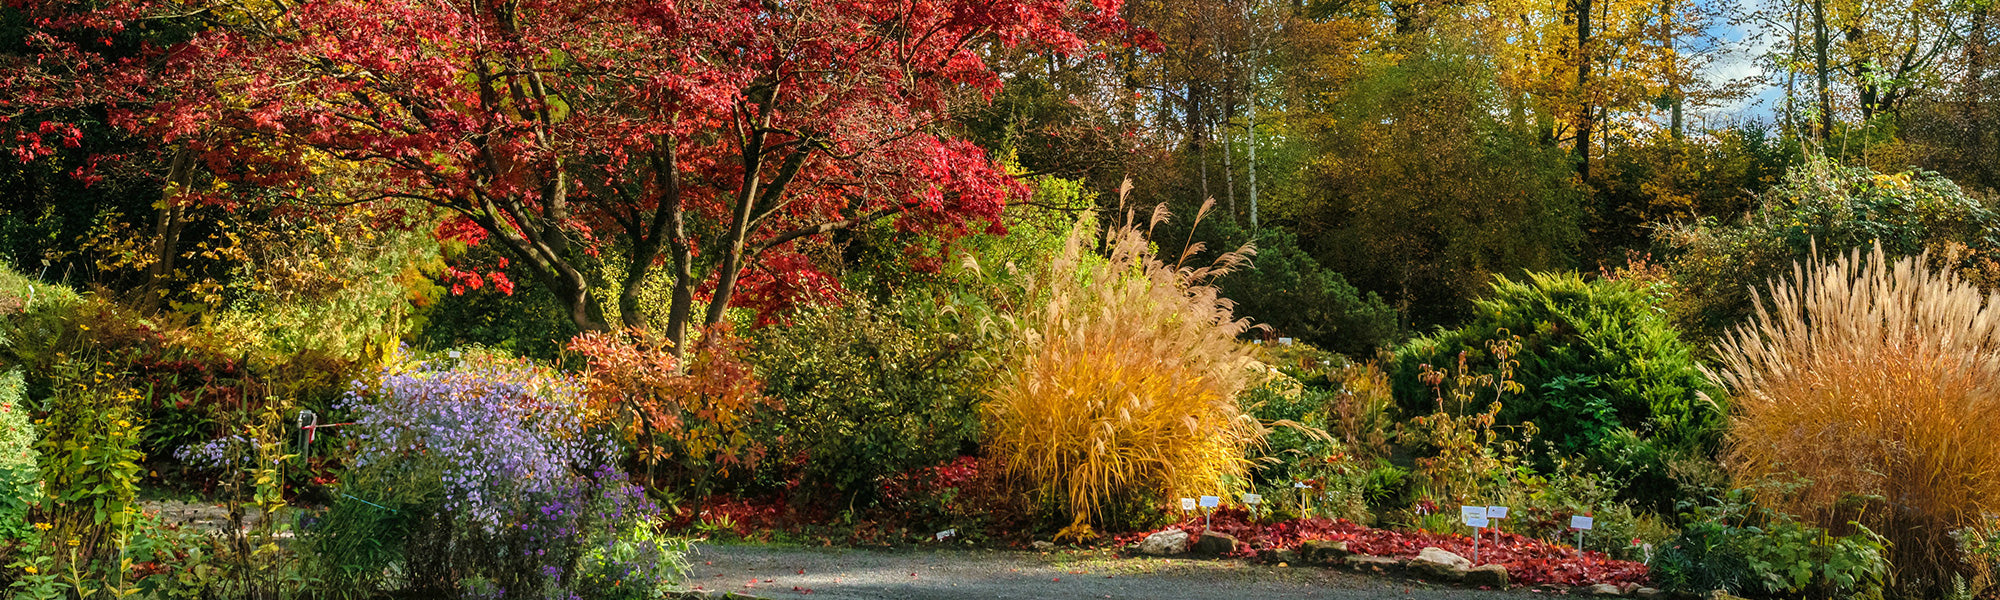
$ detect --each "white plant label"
[1181,498,1197,511]
[1279,337,1294,346]
[1293,482,1312,489]
[1241,493,1263,505]
[1199,496,1221,509]
[1464,515,1490,528]
[936,529,956,541]
[1571,515,1595,530]
[1461,506,1486,523]
[1485,506,1509,519]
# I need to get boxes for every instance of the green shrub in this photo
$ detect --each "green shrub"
[1153,210,1401,358]
[1217,229,1400,358]
[749,292,997,506]
[0,369,37,541]
[1494,459,1677,561]
[1360,462,1413,517]
[1391,271,1723,508]
[1652,489,1889,599]
[1242,380,1338,488]
[1658,155,2000,340]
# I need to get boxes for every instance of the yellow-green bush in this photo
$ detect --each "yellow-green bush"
[1711,245,2000,597]
[982,200,1265,535]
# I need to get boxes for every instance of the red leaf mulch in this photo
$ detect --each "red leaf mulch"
[1125,508,1649,588]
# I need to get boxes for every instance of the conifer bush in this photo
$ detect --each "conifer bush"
[1711,245,2000,597]
[1391,271,1723,509]
[983,197,1265,535]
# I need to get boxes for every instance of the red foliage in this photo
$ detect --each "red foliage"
[4,0,1144,332]
[878,456,983,506]
[1132,508,1650,588]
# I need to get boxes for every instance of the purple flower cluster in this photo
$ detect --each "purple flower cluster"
[338,352,684,598]
[173,435,255,471]
[341,361,615,529]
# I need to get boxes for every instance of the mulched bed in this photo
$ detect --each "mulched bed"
[1127,508,1650,588]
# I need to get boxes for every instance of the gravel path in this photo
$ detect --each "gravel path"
[676,543,1545,600]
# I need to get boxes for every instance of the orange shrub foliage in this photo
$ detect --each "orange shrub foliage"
[568,325,775,492]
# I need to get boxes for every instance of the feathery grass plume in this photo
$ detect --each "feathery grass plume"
[1709,244,2000,597]
[983,191,1267,536]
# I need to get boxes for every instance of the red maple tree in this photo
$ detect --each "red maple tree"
[7,0,1136,351]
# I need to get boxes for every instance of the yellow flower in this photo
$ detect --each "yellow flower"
[32,522,51,531]
[66,538,79,547]
[116,420,130,428]
[23,566,35,574]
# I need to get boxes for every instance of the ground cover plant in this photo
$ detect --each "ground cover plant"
[1132,508,1653,588]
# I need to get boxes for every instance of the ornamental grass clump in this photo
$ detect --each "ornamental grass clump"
[1710,244,2000,597]
[983,195,1265,534]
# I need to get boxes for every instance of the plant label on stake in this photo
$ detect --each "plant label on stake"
[1570,515,1594,550]
[1182,498,1198,511]
[1241,493,1262,520]
[1462,507,1489,563]
[1200,496,1220,528]
[1485,506,1509,545]
[936,529,956,541]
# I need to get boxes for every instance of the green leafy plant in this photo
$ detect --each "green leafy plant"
[1658,154,2000,339]
[1652,488,1889,599]
[750,292,997,506]
[34,358,145,557]
[1397,334,1537,508]
[0,369,39,542]
[1393,272,1723,509]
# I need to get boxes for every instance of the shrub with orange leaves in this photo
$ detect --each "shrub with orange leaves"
[567,326,776,494]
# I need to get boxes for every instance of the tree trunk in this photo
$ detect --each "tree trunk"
[1664,0,1683,139]
[139,147,196,312]
[1814,0,1833,141]
[1574,0,1593,180]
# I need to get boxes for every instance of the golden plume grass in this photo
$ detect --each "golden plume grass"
[982,192,1266,533]
[1709,244,2000,596]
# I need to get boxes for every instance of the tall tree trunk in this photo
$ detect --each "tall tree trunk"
[703,129,765,328]
[1574,0,1594,180]
[1785,0,1801,137]
[1243,0,1261,229]
[1814,0,1834,141]
[1664,0,1683,139]
[1246,88,1260,229]
[139,147,196,312]
[1222,103,1237,215]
